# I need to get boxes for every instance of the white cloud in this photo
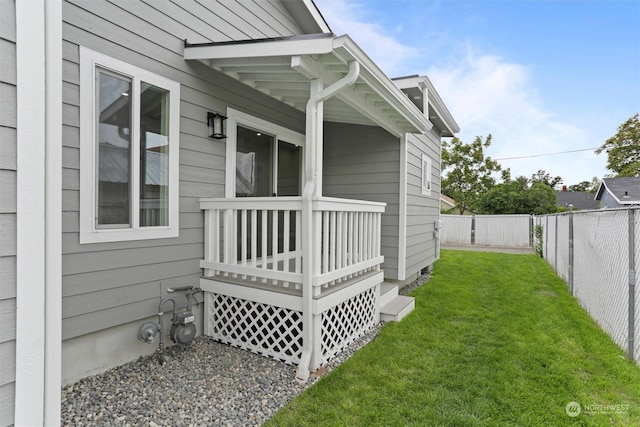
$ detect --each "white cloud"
[315,0,417,76]
[315,0,607,185]
[426,51,603,184]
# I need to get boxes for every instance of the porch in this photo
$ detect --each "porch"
[187,33,429,379]
[199,196,390,374]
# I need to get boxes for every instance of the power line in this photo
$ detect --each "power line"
[493,146,601,161]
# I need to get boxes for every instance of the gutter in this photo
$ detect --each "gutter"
[297,61,360,381]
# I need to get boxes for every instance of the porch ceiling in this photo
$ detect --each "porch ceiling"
[184,33,432,138]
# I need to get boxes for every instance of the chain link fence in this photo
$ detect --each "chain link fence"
[535,208,639,364]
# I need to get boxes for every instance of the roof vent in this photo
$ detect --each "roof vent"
[623,191,630,198]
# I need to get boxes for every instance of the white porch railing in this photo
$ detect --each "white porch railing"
[200,196,385,294]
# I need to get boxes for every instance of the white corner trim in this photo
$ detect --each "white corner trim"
[15,1,47,425]
[44,0,63,424]
[397,135,408,281]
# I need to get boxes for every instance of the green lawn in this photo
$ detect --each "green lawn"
[267,250,640,426]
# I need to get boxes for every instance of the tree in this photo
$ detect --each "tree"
[568,177,599,193]
[441,135,502,214]
[477,176,557,215]
[596,113,640,177]
[530,169,563,188]
[477,176,529,214]
[527,182,557,215]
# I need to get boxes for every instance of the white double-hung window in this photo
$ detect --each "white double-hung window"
[421,153,432,196]
[79,47,180,243]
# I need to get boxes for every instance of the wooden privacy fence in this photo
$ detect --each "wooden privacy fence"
[441,214,533,248]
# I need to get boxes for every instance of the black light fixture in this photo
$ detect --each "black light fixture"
[207,111,227,139]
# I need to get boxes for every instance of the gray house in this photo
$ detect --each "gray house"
[595,177,640,208]
[0,1,458,425]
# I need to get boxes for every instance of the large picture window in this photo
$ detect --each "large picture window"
[80,47,180,243]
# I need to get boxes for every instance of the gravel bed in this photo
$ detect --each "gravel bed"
[399,271,430,296]
[61,274,431,426]
[61,324,383,426]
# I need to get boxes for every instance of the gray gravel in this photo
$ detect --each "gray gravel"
[61,324,383,426]
[60,274,430,426]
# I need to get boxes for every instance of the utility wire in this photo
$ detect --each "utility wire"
[493,146,601,161]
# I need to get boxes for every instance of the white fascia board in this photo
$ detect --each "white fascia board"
[184,36,335,61]
[301,0,332,33]
[332,36,432,134]
[594,181,605,201]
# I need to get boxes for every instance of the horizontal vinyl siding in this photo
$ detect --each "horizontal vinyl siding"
[404,131,441,278]
[323,122,401,278]
[61,0,306,340]
[0,0,16,424]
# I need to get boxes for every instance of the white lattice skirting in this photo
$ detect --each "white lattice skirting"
[320,287,377,365]
[205,286,378,367]
[206,292,303,364]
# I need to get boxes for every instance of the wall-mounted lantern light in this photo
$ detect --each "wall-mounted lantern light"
[207,111,227,139]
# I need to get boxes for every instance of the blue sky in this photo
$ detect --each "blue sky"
[315,0,640,186]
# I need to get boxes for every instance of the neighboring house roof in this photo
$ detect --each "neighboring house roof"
[392,75,460,137]
[595,177,640,206]
[184,33,433,138]
[555,191,598,210]
[440,194,456,209]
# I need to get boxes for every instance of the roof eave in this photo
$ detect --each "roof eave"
[184,34,432,137]
[281,0,332,34]
[183,33,335,60]
[393,75,460,136]
[332,36,432,134]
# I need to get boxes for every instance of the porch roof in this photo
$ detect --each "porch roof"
[184,33,433,138]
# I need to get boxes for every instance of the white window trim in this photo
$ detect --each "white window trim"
[421,153,432,196]
[79,47,180,243]
[224,108,305,198]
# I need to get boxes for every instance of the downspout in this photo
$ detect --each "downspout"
[297,61,360,381]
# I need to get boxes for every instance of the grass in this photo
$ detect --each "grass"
[266,250,640,426]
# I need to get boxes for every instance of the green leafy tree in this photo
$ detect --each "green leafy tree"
[530,169,563,189]
[528,182,557,214]
[596,113,640,177]
[477,176,530,214]
[441,135,502,214]
[477,176,557,215]
[568,177,599,193]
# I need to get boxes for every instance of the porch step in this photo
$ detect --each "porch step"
[380,282,399,307]
[380,295,415,322]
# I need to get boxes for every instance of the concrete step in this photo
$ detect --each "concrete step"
[380,295,415,322]
[380,281,398,307]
